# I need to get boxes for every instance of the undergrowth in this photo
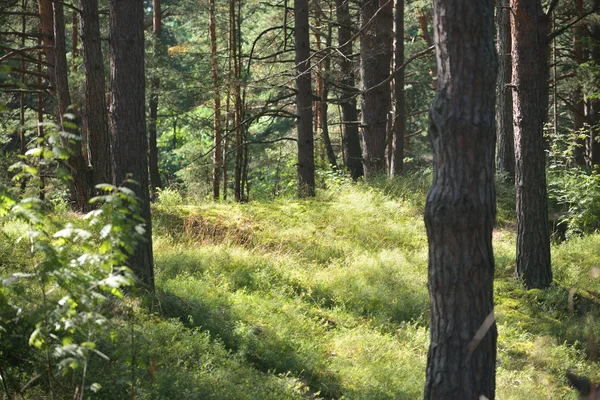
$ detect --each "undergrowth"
[2,173,600,399]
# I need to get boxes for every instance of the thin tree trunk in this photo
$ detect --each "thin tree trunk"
[336,0,363,180]
[232,0,243,202]
[108,0,155,291]
[586,0,600,165]
[148,0,163,199]
[317,8,337,169]
[360,0,392,177]
[495,0,515,177]
[511,0,552,289]
[295,0,315,196]
[53,1,91,211]
[390,0,404,176]
[572,0,586,166]
[423,0,497,398]
[38,0,54,83]
[79,0,112,186]
[209,0,222,200]
[71,10,78,72]
[417,10,437,90]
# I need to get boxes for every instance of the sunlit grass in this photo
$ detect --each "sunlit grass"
[3,173,600,398]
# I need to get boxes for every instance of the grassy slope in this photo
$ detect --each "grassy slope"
[3,174,600,399]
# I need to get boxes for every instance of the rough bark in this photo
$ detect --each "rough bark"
[423,0,497,398]
[295,0,315,196]
[148,0,163,199]
[390,0,404,176]
[511,0,552,289]
[336,0,363,180]
[495,0,515,177]
[108,0,155,291]
[79,0,112,186]
[53,1,91,212]
[209,0,222,200]
[360,0,392,177]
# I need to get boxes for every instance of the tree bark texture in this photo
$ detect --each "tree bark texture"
[336,0,363,180]
[38,0,55,84]
[295,0,315,196]
[79,0,112,186]
[423,0,497,398]
[390,0,404,176]
[495,0,515,177]
[360,0,392,177]
[108,0,155,291]
[148,0,163,199]
[511,0,552,289]
[209,0,222,199]
[53,2,92,212]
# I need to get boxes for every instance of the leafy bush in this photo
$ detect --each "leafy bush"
[0,127,138,398]
[548,166,600,238]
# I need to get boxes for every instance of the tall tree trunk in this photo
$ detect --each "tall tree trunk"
[148,0,163,199]
[79,0,112,186]
[53,1,91,211]
[417,10,437,90]
[495,0,515,177]
[587,0,600,165]
[209,0,222,200]
[572,0,586,166]
[38,0,55,83]
[336,0,363,180]
[423,1,497,398]
[360,0,392,177]
[231,0,245,202]
[511,0,552,289]
[317,9,337,169]
[108,0,155,291]
[390,0,404,176]
[295,0,315,196]
[71,11,78,72]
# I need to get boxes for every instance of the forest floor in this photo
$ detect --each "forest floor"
[4,172,600,399]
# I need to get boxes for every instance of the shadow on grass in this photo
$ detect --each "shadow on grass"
[157,288,344,399]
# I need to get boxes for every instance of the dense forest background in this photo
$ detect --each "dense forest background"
[0,0,600,398]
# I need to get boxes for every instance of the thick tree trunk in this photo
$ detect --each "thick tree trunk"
[79,0,112,186]
[423,0,497,398]
[511,0,552,289]
[108,0,155,291]
[336,0,363,180]
[148,0,163,199]
[390,0,404,176]
[209,0,222,200]
[53,2,91,212]
[495,0,515,177]
[295,0,315,196]
[360,0,392,177]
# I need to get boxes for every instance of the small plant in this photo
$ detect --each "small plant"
[0,125,139,398]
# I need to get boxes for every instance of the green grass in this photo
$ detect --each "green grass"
[3,174,600,398]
